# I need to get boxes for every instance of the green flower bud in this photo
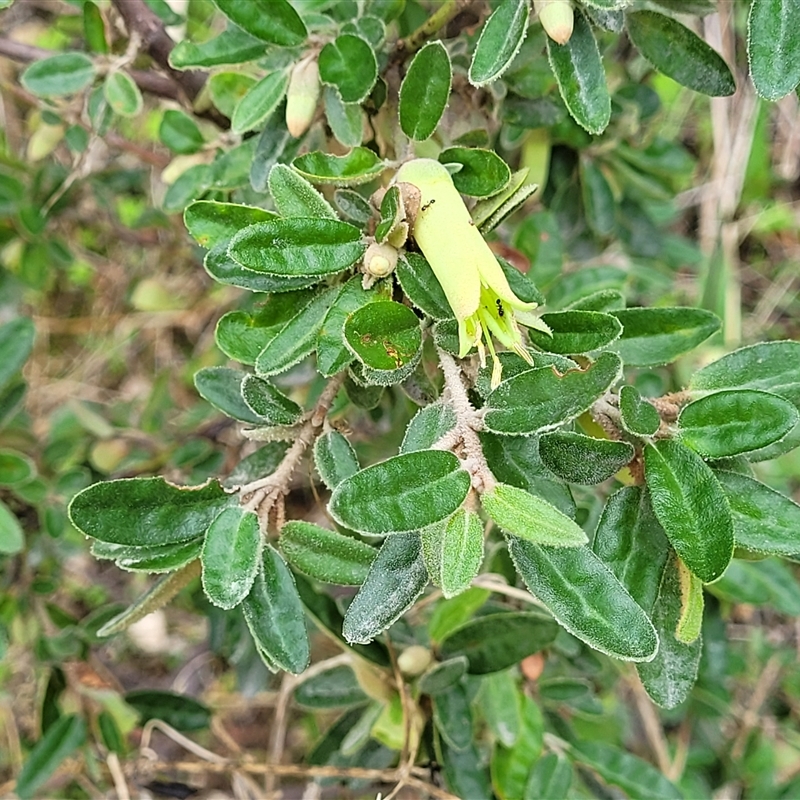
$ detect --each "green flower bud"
[535,0,574,45]
[285,56,320,138]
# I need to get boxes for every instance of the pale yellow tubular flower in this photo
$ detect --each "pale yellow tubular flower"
[394,158,541,388]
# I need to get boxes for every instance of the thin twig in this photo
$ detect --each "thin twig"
[472,573,547,610]
[628,672,672,776]
[106,753,131,800]
[730,654,783,760]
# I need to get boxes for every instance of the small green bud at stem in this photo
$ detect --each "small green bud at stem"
[534,0,574,45]
[364,241,399,278]
[285,56,320,138]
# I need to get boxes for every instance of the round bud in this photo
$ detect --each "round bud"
[535,0,574,45]
[397,645,433,677]
[364,241,399,278]
[285,56,320,138]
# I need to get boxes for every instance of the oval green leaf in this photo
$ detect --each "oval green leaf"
[619,384,660,436]
[678,389,798,458]
[469,0,531,86]
[748,0,800,100]
[169,26,265,69]
[644,440,734,583]
[610,307,720,366]
[482,483,587,546]
[342,532,429,644]
[538,431,634,484]
[69,477,233,546]
[294,664,367,708]
[194,366,271,425]
[0,317,35,394]
[229,218,364,277]
[280,520,376,585]
[21,52,96,97]
[528,309,622,354]
[268,164,336,219]
[292,148,386,186]
[184,201,276,249]
[125,689,211,731]
[0,499,24,555]
[344,301,422,372]
[547,9,611,134]
[201,507,261,610]
[484,351,622,435]
[400,41,452,141]
[103,70,142,117]
[231,70,289,134]
[439,611,559,674]
[714,470,800,558]
[625,10,735,96]
[329,450,470,535]
[396,253,453,320]
[420,508,485,598]
[438,147,512,198]
[318,34,377,103]
[214,0,307,46]
[313,430,360,490]
[242,544,310,673]
[508,537,659,661]
[241,374,303,426]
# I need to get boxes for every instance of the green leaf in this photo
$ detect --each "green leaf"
[538,431,634,484]
[162,164,211,213]
[214,0,307,46]
[419,656,469,695]
[420,508,485,598]
[619,384,660,436]
[184,201,276,249]
[268,164,336,219]
[242,544,310,673]
[528,310,622,354]
[241,374,303,425]
[324,86,364,148]
[399,41,452,141]
[69,477,233,546]
[159,109,204,154]
[215,293,313,365]
[428,587,490,642]
[469,0,531,86]
[0,318,34,397]
[201,507,261,610]
[593,486,671,614]
[568,740,682,800]
[255,286,340,377]
[636,556,703,708]
[21,52,96,97]
[401,404,457,454]
[625,10,735,96]
[125,689,211,731]
[279,521,375,585]
[689,340,800,405]
[342,532,429,644]
[482,483,587,546]
[344,301,422,372]
[0,448,35,486]
[231,70,289,134]
[439,611,558,674]
[15,714,86,800]
[318,277,390,377]
[194,367,274,425]
[103,71,142,117]
[508,537,659,661]
[438,148,512,198]
[396,253,453,320]
[292,148,386,185]
[333,188,372,225]
[433,683,473,750]
[714,470,800,558]
[208,71,257,117]
[91,537,203,573]
[225,442,288,489]
[294,664,367,708]
[477,670,521,747]
[644,440,734,583]
[314,430,360,489]
[207,243,317,293]
[580,157,616,236]
[318,34,378,103]
[547,9,611,134]
[678,389,798,458]
[748,0,800,100]
[491,695,544,800]
[609,307,720,366]
[484,351,622,435]
[329,450,471,535]
[525,753,573,800]
[229,218,365,277]
[169,25,265,69]
[440,738,493,800]
[84,1,108,53]
[0,499,24,555]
